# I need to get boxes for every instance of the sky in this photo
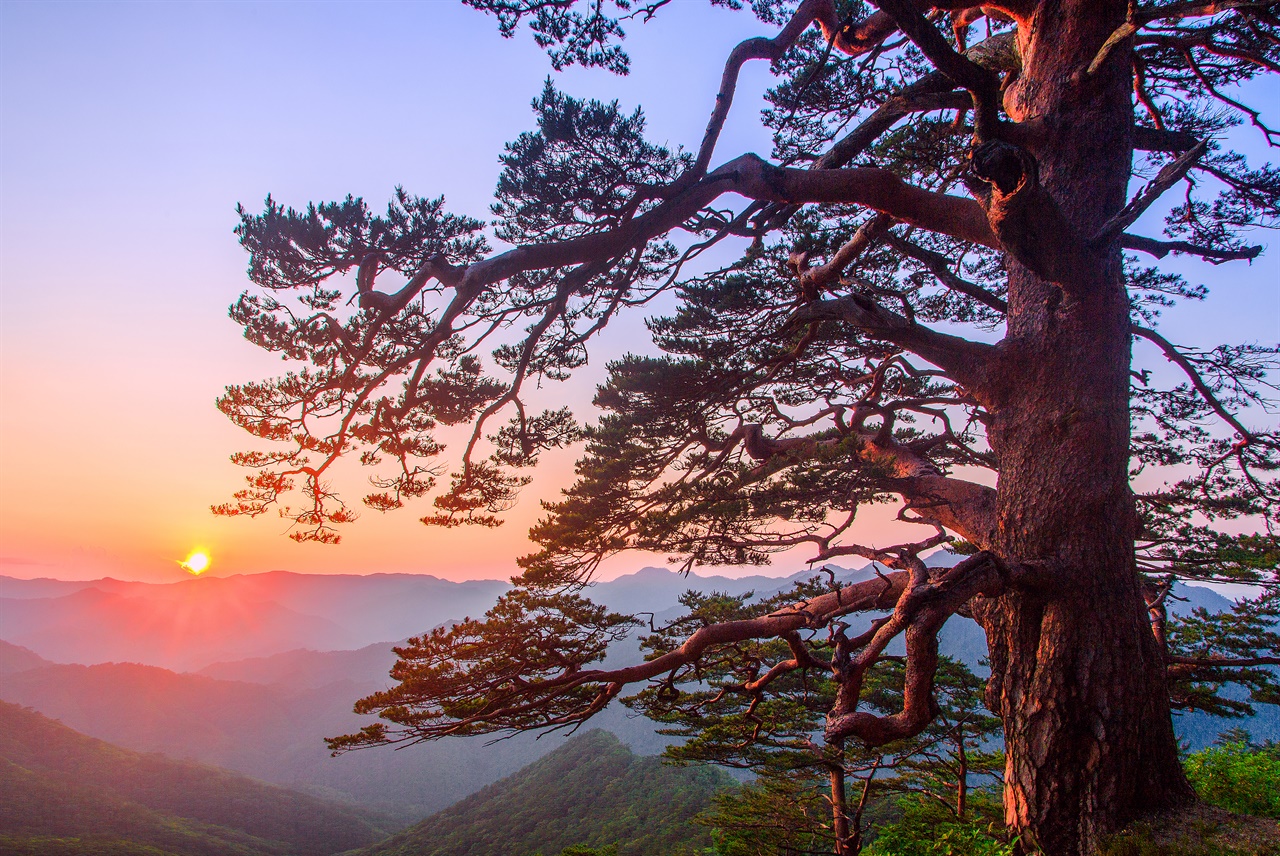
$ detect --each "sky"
[0,1,1276,584]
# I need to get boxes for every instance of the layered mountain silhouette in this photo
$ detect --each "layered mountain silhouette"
[0,565,871,671]
[0,572,509,671]
[0,701,394,855]
[1,561,1272,823]
[0,648,636,821]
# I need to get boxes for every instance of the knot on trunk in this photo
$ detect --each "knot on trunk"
[968,140,1090,290]
[971,139,1033,195]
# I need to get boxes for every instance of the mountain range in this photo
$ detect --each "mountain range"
[2,559,1273,823]
[0,562,914,819]
[0,703,724,856]
[0,572,509,672]
[0,701,393,855]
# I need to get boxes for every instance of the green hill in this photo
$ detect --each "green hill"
[0,702,396,856]
[363,730,732,856]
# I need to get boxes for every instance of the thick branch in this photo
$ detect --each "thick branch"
[825,552,1007,745]
[436,572,912,738]
[795,213,895,297]
[734,157,999,247]
[703,419,998,548]
[1092,141,1208,248]
[872,0,1002,138]
[792,293,998,397]
[413,154,999,307]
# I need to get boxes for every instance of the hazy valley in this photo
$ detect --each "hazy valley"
[2,562,1275,852]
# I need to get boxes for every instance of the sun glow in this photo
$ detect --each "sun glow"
[180,550,210,575]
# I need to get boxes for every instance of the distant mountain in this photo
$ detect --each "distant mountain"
[0,587,357,672]
[0,572,509,671]
[0,640,51,676]
[1,559,1271,821]
[0,564,859,671]
[198,641,401,692]
[585,563,873,614]
[0,701,393,856]
[364,730,731,856]
[0,656,665,822]
[1162,585,1280,750]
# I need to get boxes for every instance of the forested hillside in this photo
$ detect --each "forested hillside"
[1,570,1269,825]
[0,702,394,855]
[363,730,732,856]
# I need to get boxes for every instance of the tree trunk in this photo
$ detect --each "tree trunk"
[828,744,856,856]
[974,2,1196,853]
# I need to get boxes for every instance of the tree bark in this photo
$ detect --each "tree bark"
[828,749,854,856]
[973,2,1196,853]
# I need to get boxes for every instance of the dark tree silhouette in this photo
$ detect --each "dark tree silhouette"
[218,2,1280,853]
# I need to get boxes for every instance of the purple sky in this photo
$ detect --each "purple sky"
[1,1,1275,583]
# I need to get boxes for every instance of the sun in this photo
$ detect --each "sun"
[180,550,211,575]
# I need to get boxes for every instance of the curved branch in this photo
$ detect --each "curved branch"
[404,153,999,310]
[872,0,1002,138]
[388,572,912,743]
[791,293,998,399]
[885,234,1008,313]
[713,415,999,548]
[825,551,1008,745]
[694,0,849,177]
[1133,324,1259,444]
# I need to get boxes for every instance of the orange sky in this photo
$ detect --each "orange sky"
[1,3,1274,585]
[0,2,799,584]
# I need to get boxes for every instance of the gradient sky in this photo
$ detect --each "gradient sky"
[1,1,1276,584]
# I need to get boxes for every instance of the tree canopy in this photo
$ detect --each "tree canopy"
[217,2,1280,853]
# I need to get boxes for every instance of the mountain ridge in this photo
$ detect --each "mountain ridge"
[361,730,730,856]
[0,701,394,855]
[1,560,1269,821]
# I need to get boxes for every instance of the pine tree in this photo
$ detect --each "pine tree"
[219,2,1280,852]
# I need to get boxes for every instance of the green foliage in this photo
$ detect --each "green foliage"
[1185,736,1280,818]
[862,792,1013,856]
[1166,592,1280,717]
[0,758,281,856]
[234,189,487,293]
[329,589,639,750]
[699,774,847,855]
[362,730,732,856]
[670,604,1003,853]
[494,80,690,244]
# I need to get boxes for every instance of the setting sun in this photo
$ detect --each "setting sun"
[179,551,210,575]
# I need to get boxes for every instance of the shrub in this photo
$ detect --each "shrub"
[1185,740,1280,819]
